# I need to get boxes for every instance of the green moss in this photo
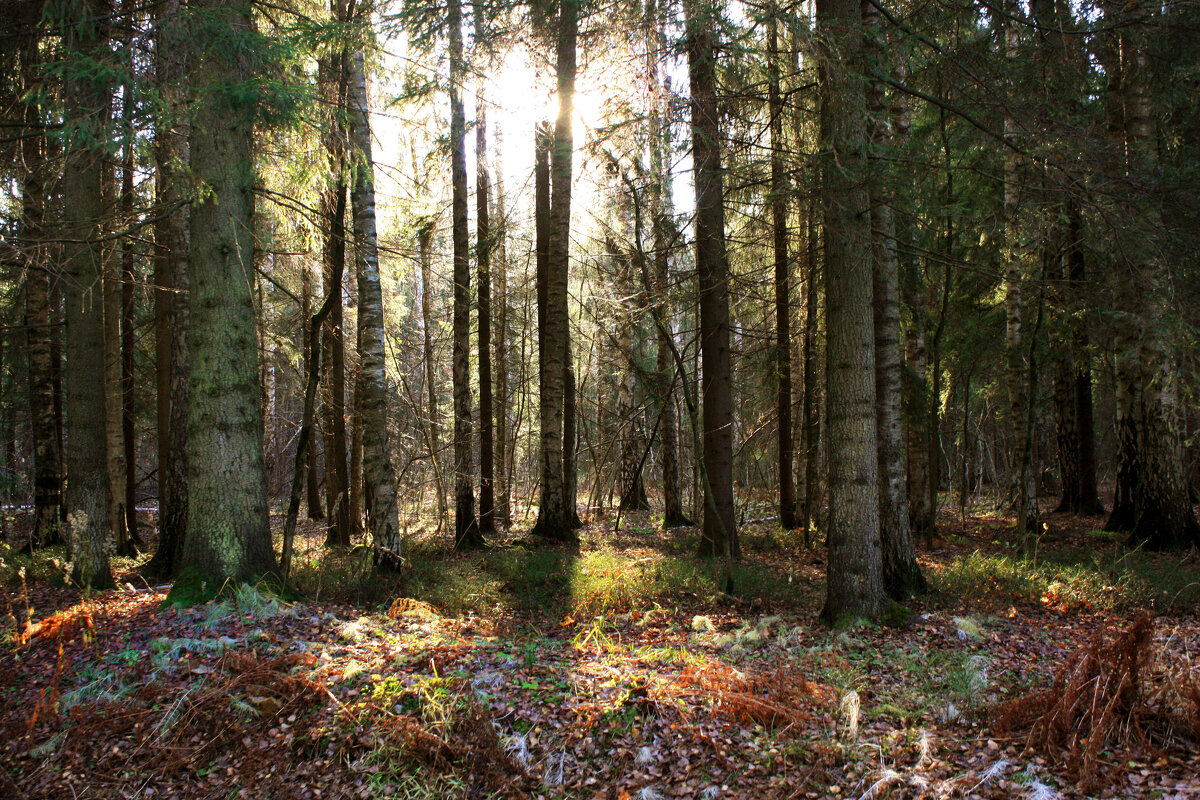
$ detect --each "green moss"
[162,567,222,608]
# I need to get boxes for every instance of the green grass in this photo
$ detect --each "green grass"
[400,543,798,619]
[931,546,1200,613]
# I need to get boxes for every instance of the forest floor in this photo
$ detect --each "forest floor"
[1,500,1199,800]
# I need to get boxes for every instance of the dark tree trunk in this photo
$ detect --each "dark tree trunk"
[646,0,688,528]
[817,0,884,623]
[62,0,115,589]
[531,0,579,541]
[768,9,796,531]
[800,202,821,543]
[449,0,483,548]
[182,0,276,583]
[476,57,496,535]
[120,130,140,550]
[493,144,512,527]
[321,179,352,547]
[19,21,62,548]
[685,0,737,561]
[301,262,324,520]
[145,0,190,577]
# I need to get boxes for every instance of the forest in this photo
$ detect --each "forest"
[1,0,1199,796]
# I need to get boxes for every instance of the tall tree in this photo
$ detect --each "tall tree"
[685,0,737,560]
[318,8,353,547]
[492,130,512,528]
[768,6,796,531]
[348,47,404,565]
[448,0,483,548]
[531,0,579,541]
[59,0,114,588]
[817,0,883,622]
[1001,1,1038,547]
[417,220,448,526]
[1100,4,1199,549]
[864,4,925,599]
[146,0,190,577]
[18,14,63,549]
[181,0,276,582]
[475,7,496,534]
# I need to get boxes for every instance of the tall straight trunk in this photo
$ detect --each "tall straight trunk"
[865,12,925,599]
[348,49,403,565]
[120,140,139,546]
[349,353,363,531]
[800,200,821,542]
[418,223,447,525]
[613,239,649,511]
[61,0,114,589]
[1002,3,1037,546]
[448,0,483,549]
[1101,13,1199,548]
[817,0,884,623]
[1065,200,1099,513]
[685,0,737,560]
[182,0,276,583]
[301,262,324,519]
[318,30,352,547]
[320,180,352,546]
[903,245,934,539]
[768,9,796,531]
[475,59,496,534]
[493,139,512,527]
[103,88,131,557]
[19,21,63,548]
[531,0,578,541]
[646,0,687,528]
[147,0,189,577]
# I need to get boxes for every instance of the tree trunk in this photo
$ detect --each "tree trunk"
[817,0,883,623]
[1002,3,1038,547]
[1101,14,1199,548]
[447,0,483,549]
[348,49,404,565]
[61,0,114,589]
[146,0,189,578]
[865,10,924,599]
[19,21,62,549]
[646,0,687,528]
[182,0,276,583]
[301,261,324,519]
[613,238,649,512]
[768,9,796,531]
[531,0,578,541]
[418,222,448,527]
[800,200,821,543]
[120,137,139,547]
[493,138,512,527]
[685,0,737,564]
[475,57,496,535]
[318,31,352,547]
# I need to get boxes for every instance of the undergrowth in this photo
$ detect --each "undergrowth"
[400,544,796,618]
[932,547,1200,613]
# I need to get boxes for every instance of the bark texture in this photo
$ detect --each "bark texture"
[349,49,404,565]
[147,0,190,577]
[182,0,276,583]
[817,0,884,623]
[685,0,737,560]
[448,0,483,549]
[61,0,114,589]
[531,0,579,541]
